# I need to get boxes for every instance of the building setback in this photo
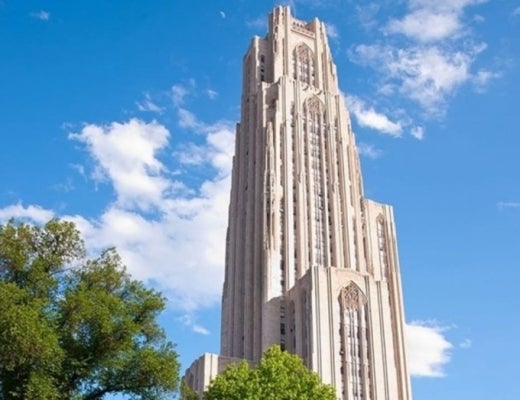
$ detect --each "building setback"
[185,6,412,399]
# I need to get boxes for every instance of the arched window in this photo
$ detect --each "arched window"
[339,283,372,400]
[292,44,316,85]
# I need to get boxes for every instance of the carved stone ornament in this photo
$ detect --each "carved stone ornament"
[339,283,367,309]
[295,43,312,60]
[305,96,322,114]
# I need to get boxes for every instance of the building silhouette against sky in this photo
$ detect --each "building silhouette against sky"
[186,6,412,399]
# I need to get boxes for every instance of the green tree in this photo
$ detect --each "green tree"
[0,219,179,400]
[204,346,336,400]
[179,380,200,400]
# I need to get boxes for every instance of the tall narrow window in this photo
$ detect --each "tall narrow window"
[339,283,371,400]
[301,290,309,365]
[305,97,326,267]
[289,300,296,352]
[292,44,315,86]
[290,103,299,278]
[377,216,388,281]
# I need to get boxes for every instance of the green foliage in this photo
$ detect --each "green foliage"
[204,346,336,400]
[0,219,179,400]
[179,380,200,400]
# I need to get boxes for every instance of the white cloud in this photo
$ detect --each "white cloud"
[355,3,381,31]
[406,321,453,377]
[0,203,54,224]
[178,108,205,131]
[325,22,339,39]
[351,43,485,115]
[514,6,520,17]
[69,119,171,210]
[136,93,163,113]
[206,89,218,99]
[70,163,86,178]
[172,84,188,107]
[174,143,207,166]
[410,126,425,140]
[497,201,520,210]
[52,178,75,193]
[246,15,267,31]
[56,114,234,312]
[473,69,501,91]
[407,0,486,13]
[345,95,403,136]
[192,324,210,335]
[357,143,382,159]
[384,0,488,43]
[179,314,211,335]
[349,0,492,120]
[30,10,50,21]
[219,11,226,19]
[386,9,462,42]
[459,338,472,349]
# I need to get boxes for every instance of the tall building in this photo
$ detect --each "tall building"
[185,6,412,399]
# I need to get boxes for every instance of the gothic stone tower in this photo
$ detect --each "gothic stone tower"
[186,6,412,400]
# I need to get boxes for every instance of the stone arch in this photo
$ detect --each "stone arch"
[304,95,324,115]
[338,281,372,400]
[338,281,367,309]
[292,43,316,85]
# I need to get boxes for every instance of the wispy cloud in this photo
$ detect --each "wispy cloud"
[472,69,501,92]
[178,108,204,130]
[192,324,211,335]
[459,338,472,349]
[246,15,267,31]
[172,84,189,107]
[497,201,520,210]
[384,0,484,44]
[179,314,211,335]
[206,89,218,100]
[325,22,339,39]
[345,95,403,136]
[386,10,461,42]
[512,6,520,17]
[30,10,50,21]
[386,0,487,42]
[410,126,425,140]
[219,11,226,19]
[350,43,485,116]
[357,143,382,159]
[136,93,163,113]
[349,0,494,119]
[406,321,453,377]
[52,178,75,193]
[355,3,381,31]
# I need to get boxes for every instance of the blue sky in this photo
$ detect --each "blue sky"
[1,1,519,398]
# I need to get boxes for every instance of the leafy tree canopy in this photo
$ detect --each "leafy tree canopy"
[203,346,336,400]
[0,219,179,400]
[179,380,199,400]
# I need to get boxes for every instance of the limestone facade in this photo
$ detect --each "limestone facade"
[185,6,412,399]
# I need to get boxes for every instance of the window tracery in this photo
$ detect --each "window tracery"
[292,44,316,85]
[303,97,327,267]
[339,283,371,400]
